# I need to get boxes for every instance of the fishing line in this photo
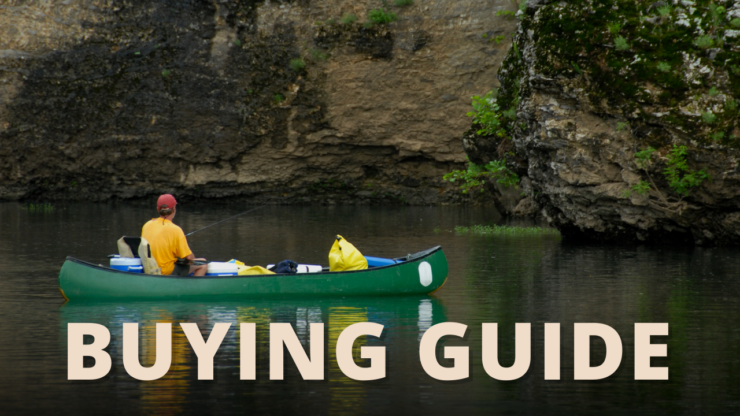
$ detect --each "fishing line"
[185,205,267,237]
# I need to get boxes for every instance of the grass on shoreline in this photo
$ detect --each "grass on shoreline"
[437,224,561,237]
[22,203,55,213]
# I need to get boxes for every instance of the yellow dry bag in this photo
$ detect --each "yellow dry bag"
[328,235,368,272]
[228,259,275,275]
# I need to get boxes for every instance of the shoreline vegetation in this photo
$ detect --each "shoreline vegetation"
[436,224,561,237]
[21,203,55,213]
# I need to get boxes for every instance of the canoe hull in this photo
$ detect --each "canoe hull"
[59,246,448,300]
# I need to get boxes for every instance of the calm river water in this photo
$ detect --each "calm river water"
[0,202,738,415]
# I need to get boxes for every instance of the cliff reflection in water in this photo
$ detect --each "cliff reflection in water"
[59,296,447,415]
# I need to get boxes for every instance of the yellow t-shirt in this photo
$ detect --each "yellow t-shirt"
[141,218,193,275]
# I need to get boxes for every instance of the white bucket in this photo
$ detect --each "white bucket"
[206,262,238,276]
[110,257,144,273]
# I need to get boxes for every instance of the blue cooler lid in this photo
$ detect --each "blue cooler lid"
[110,257,143,267]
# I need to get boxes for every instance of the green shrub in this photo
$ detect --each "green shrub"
[496,10,516,18]
[726,99,738,111]
[443,159,519,193]
[502,108,517,119]
[340,13,358,24]
[664,145,709,197]
[657,62,671,72]
[161,69,171,77]
[731,18,740,28]
[693,35,714,49]
[708,86,720,96]
[614,36,629,50]
[709,3,726,26]
[571,61,582,74]
[394,0,413,6]
[631,180,651,195]
[311,49,328,61]
[711,132,725,141]
[631,145,709,199]
[656,5,671,17]
[607,22,622,34]
[467,91,507,137]
[616,121,630,132]
[634,146,656,169]
[313,50,327,61]
[289,58,305,72]
[368,8,397,24]
[273,93,285,103]
[701,111,717,124]
[234,39,242,47]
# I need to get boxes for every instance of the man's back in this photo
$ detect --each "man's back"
[142,218,192,275]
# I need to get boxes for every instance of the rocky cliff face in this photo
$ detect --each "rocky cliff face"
[465,0,740,245]
[0,0,517,204]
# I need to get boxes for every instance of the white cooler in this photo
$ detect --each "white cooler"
[206,262,238,276]
[110,257,144,273]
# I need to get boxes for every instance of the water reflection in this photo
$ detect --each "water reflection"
[417,299,433,342]
[60,296,447,414]
[328,306,368,415]
[2,202,739,414]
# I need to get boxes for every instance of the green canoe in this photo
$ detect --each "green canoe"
[58,246,448,300]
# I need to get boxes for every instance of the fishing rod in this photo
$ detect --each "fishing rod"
[185,205,267,237]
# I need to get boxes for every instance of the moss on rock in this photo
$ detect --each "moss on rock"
[467,0,740,245]
[510,0,740,146]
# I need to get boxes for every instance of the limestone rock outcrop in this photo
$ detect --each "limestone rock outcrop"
[465,0,740,244]
[0,0,517,204]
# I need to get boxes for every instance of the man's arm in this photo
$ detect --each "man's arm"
[176,231,205,263]
[184,253,207,262]
[184,253,208,277]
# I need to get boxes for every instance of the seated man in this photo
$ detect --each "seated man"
[142,194,208,276]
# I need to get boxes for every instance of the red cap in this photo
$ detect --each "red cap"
[157,194,177,210]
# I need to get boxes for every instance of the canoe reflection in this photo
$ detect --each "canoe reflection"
[60,296,447,415]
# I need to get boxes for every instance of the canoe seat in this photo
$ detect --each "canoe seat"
[117,236,161,275]
[119,236,146,258]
